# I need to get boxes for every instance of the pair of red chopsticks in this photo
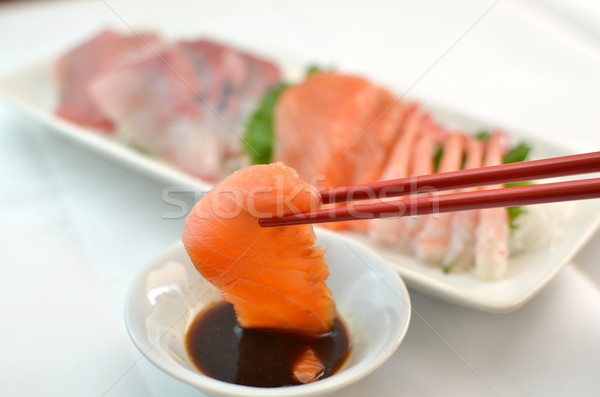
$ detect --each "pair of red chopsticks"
[259,151,600,227]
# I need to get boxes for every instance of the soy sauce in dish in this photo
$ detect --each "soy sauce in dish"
[186,300,350,387]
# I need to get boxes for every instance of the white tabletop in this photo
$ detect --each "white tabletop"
[1,1,599,396]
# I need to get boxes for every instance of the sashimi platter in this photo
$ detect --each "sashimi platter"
[2,28,600,392]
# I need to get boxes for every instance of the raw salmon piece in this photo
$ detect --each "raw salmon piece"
[378,103,420,181]
[414,132,465,265]
[293,347,325,384]
[55,30,160,132]
[474,131,510,280]
[182,162,335,335]
[274,72,405,190]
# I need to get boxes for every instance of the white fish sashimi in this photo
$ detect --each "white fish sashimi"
[369,111,440,253]
[368,105,422,248]
[442,136,484,271]
[442,208,479,271]
[414,132,465,265]
[399,117,439,253]
[474,131,510,280]
[89,40,280,181]
[474,207,509,280]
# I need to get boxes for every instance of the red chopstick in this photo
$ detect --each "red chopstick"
[259,178,600,226]
[320,151,600,204]
[259,151,600,227]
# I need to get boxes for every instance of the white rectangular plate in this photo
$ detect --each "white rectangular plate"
[2,56,599,313]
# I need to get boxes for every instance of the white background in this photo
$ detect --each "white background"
[1,0,599,396]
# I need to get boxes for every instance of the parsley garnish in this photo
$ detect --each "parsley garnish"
[243,83,289,164]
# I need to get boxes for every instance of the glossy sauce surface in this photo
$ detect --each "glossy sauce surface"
[186,301,350,387]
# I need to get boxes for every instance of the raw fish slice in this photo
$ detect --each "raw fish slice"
[90,40,280,181]
[371,116,438,253]
[400,120,441,253]
[349,90,407,186]
[474,131,510,280]
[178,40,279,120]
[293,348,325,384]
[55,30,160,132]
[368,104,421,246]
[442,136,484,271]
[274,72,405,190]
[414,132,465,264]
[325,99,413,233]
[378,104,420,181]
[182,162,335,335]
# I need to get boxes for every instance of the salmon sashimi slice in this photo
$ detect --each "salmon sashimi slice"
[349,89,408,185]
[443,136,484,271]
[274,72,405,190]
[292,347,325,384]
[182,162,336,335]
[377,103,420,181]
[474,131,510,280]
[414,132,465,265]
[54,30,160,132]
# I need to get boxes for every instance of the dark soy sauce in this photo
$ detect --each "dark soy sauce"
[186,301,350,387]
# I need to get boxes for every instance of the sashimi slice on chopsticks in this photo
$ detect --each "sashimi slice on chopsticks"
[182,162,336,335]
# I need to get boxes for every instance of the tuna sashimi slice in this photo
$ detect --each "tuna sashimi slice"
[182,162,335,335]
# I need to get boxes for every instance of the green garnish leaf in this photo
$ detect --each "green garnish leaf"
[243,82,289,164]
[475,131,490,141]
[505,181,531,230]
[306,65,323,76]
[305,64,336,76]
[243,65,332,164]
[504,181,531,188]
[433,144,444,172]
[502,142,532,230]
[127,141,155,157]
[507,206,526,230]
[503,142,532,164]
